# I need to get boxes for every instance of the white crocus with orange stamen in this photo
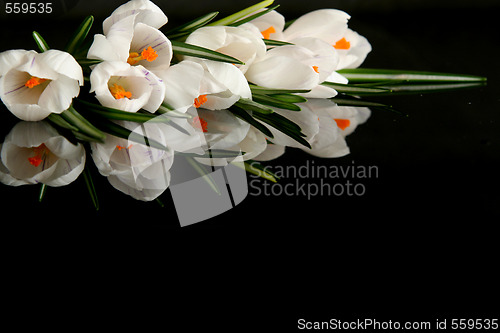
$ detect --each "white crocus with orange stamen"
[282,9,371,70]
[0,49,83,121]
[89,61,165,113]
[241,8,285,42]
[185,26,267,74]
[245,37,340,97]
[0,121,85,186]
[88,12,172,72]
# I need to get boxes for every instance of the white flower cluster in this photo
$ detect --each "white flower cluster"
[0,0,372,201]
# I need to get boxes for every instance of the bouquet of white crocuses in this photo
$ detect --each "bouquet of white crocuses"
[0,0,486,220]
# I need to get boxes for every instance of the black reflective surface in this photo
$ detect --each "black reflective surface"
[0,0,498,322]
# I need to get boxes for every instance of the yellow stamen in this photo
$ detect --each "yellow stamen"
[193,95,208,108]
[127,46,158,65]
[109,84,132,100]
[25,76,48,88]
[261,26,276,39]
[312,66,320,73]
[193,116,208,133]
[333,37,351,50]
[28,143,48,167]
[334,118,351,130]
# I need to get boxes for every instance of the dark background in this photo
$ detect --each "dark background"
[0,0,498,328]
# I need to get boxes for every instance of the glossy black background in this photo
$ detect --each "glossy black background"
[0,0,498,326]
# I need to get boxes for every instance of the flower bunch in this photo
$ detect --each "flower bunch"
[0,0,486,218]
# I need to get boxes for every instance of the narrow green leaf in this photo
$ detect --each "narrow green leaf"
[250,84,310,95]
[60,106,106,143]
[235,98,274,114]
[165,12,219,38]
[252,94,301,111]
[186,156,221,195]
[263,39,293,47]
[38,184,47,202]
[47,113,79,132]
[331,97,405,116]
[66,15,94,55]
[208,0,274,26]
[32,31,50,52]
[229,105,274,138]
[337,68,487,83]
[82,166,99,211]
[229,5,280,27]
[269,93,307,103]
[76,99,167,123]
[253,112,311,149]
[241,161,278,183]
[77,58,102,67]
[178,149,245,159]
[171,40,244,64]
[322,81,391,95]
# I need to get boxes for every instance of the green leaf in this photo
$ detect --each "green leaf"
[59,105,106,143]
[186,157,221,195]
[242,161,279,183]
[171,40,244,64]
[76,99,166,123]
[249,84,310,95]
[47,113,79,132]
[252,94,301,111]
[82,166,99,211]
[263,39,293,47]
[229,4,280,27]
[253,112,311,149]
[235,97,274,114]
[208,0,274,26]
[66,15,94,55]
[165,12,219,39]
[268,93,307,103]
[38,184,47,202]
[337,68,487,83]
[32,31,50,52]
[229,105,274,138]
[322,81,391,95]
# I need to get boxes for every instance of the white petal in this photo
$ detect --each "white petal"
[253,143,285,161]
[36,50,84,85]
[204,61,251,99]
[158,61,204,111]
[38,76,80,114]
[243,9,285,39]
[130,23,172,71]
[0,49,36,77]
[336,29,372,69]
[103,0,168,34]
[283,9,350,44]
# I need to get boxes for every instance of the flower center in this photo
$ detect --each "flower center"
[334,118,351,130]
[193,116,208,133]
[312,66,320,73]
[28,143,49,167]
[109,83,132,99]
[127,46,158,65]
[193,95,208,108]
[333,37,351,50]
[25,76,48,88]
[261,26,276,39]
[116,144,132,151]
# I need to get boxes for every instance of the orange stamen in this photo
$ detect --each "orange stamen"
[25,77,48,88]
[193,116,208,133]
[193,95,208,108]
[333,37,351,50]
[261,26,276,39]
[109,84,132,100]
[116,144,132,151]
[127,46,158,65]
[28,143,48,167]
[334,118,351,130]
[312,66,320,73]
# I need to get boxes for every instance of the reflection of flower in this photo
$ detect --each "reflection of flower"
[0,121,85,186]
[0,49,83,121]
[89,61,165,113]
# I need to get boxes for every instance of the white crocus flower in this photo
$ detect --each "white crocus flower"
[241,9,285,41]
[254,142,285,162]
[0,121,85,186]
[91,118,202,201]
[102,0,168,34]
[185,26,267,74]
[0,49,83,121]
[89,61,165,113]
[283,9,371,70]
[245,37,339,96]
[88,13,172,72]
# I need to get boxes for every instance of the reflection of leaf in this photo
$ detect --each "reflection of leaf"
[82,166,99,211]
[331,96,406,116]
[338,68,487,83]
[322,81,391,95]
